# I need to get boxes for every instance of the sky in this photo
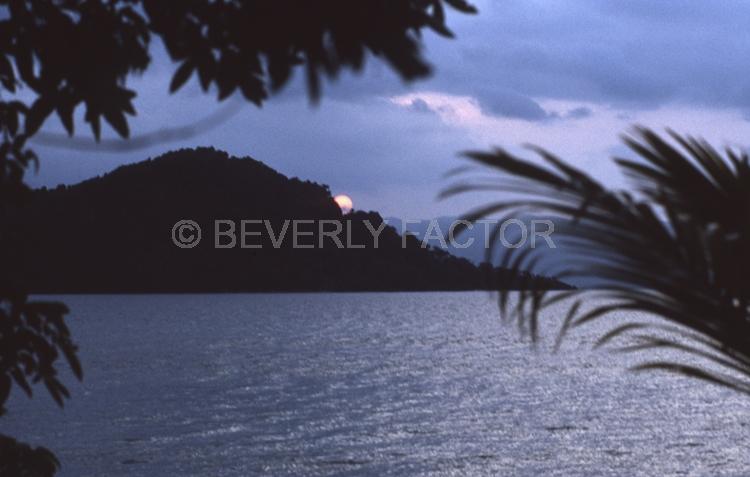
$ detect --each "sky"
[26,0,750,218]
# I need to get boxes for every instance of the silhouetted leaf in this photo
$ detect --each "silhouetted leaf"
[85,108,101,140]
[0,55,15,92]
[0,375,10,412]
[170,60,194,93]
[55,102,75,137]
[103,110,129,139]
[24,97,54,136]
[444,0,479,13]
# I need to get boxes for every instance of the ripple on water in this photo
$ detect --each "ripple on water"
[2,292,749,477]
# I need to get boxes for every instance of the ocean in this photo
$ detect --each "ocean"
[4,292,749,476]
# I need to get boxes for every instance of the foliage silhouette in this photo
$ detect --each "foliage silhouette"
[0,435,59,477]
[0,1,476,473]
[446,128,750,394]
[0,289,78,476]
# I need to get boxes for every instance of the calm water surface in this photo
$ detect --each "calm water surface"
[3,292,749,476]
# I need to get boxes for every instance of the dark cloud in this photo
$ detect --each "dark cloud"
[476,89,555,121]
[565,107,593,120]
[408,98,435,114]
[474,91,593,122]
[414,0,750,110]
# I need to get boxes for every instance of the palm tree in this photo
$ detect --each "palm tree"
[444,127,750,394]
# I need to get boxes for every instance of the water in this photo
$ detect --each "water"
[3,293,749,476]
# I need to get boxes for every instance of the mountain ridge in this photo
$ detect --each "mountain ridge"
[2,147,571,293]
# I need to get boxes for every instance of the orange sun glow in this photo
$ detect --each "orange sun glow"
[333,194,353,213]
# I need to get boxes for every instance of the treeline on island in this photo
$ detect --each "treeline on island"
[1,148,571,293]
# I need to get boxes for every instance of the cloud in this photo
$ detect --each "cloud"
[565,107,593,119]
[407,98,436,114]
[390,92,750,199]
[412,0,750,111]
[476,89,555,121]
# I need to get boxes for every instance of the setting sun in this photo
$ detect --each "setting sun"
[333,194,353,214]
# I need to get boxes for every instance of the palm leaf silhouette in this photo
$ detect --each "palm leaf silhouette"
[444,127,750,393]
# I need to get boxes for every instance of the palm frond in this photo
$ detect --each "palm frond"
[448,127,750,393]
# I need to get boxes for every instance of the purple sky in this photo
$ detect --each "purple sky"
[26,0,750,218]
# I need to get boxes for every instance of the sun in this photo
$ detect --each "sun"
[333,194,354,214]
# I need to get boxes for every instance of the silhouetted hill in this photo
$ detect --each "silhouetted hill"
[1,148,571,293]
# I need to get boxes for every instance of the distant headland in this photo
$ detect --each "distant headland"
[2,148,571,293]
